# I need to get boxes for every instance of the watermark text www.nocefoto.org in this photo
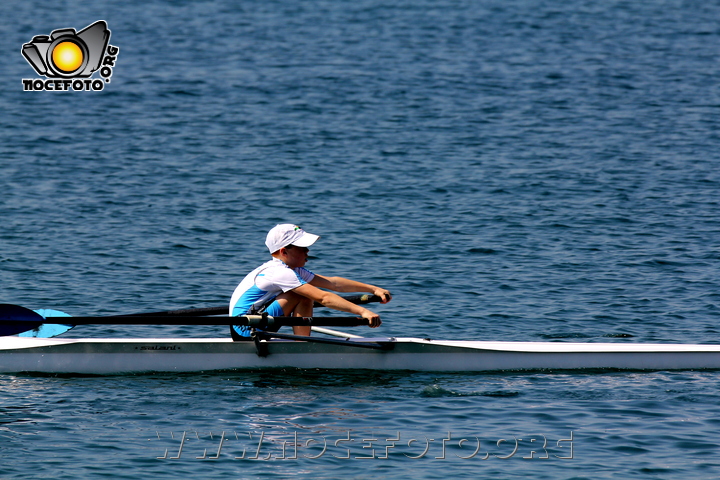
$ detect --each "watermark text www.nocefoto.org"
[150,430,574,461]
[21,20,119,91]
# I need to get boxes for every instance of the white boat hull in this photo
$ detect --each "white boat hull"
[3,336,720,374]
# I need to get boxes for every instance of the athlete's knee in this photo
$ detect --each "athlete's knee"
[275,291,312,315]
[297,295,313,308]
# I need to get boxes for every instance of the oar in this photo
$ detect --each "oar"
[18,309,73,338]
[0,304,371,337]
[131,294,382,317]
[15,294,383,338]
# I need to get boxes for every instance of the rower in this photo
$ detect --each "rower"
[229,224,392,341]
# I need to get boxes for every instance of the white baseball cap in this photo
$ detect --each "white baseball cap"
[265,224,320,253]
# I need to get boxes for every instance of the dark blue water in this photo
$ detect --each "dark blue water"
[2,0,720,477]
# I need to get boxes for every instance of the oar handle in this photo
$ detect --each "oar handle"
[41,315,370,327]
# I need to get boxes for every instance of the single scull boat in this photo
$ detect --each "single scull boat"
[2,335,720,375]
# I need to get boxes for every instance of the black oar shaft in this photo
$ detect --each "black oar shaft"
[133,294,383,317]
[40,315,368,328]
[127,306,227,317]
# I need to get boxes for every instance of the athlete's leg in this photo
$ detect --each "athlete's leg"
[273,291,314,336]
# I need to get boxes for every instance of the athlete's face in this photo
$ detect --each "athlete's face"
[282,244,309,268]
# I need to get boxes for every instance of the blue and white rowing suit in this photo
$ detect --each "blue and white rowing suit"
[229,258,315,339]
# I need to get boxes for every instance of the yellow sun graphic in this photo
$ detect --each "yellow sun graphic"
[52,41,84,73]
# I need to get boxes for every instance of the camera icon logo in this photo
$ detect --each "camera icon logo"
[22,20,110,78]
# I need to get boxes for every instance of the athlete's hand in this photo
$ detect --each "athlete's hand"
[373,288,393,304]
[361,309,382,328]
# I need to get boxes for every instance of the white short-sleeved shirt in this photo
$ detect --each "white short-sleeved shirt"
[229,258,315,317]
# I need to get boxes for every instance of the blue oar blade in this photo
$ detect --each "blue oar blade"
[0,304,44,336]
[17,309,74,338]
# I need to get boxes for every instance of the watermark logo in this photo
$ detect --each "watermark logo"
[21,20,119,91]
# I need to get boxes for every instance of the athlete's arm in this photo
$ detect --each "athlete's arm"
[309,275,392,304]
[292,282,382,327]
